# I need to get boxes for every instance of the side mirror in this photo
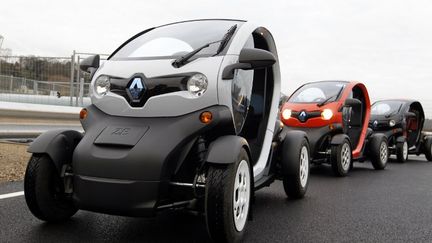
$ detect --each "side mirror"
[405,111,416,118]
[344,98,362,107]
[80,55,100,73]
[222,48,276,80]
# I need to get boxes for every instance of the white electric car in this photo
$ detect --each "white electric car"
[24,19,310,242]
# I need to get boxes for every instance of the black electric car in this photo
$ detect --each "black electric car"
[370,99,432,162]
[23,19,309,243]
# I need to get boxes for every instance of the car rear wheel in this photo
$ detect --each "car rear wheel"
[205,148,251,243]
[396,139,409,163]
[331,139,351,177]
[281,137,310,199]
[370,135,389,170]
[24,155,78,222]
[424,136,432,161]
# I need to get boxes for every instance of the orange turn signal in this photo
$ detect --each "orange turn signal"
[200,111,213,124]
[79,108,88,120]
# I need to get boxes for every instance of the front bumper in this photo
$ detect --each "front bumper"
[283,124,342,159]
[72,104,232,216]
[74,175,160,216]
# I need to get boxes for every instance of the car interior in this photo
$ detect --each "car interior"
[407,102,424,147]
[344,86,366,149]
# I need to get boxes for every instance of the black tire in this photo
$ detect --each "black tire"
[24,155,78,222]
[424,137,432,162]
[205,148,251,243]
[369,135,389,170]
[330,138,351,177]
[396,137,408,163]
[281,135,310,199]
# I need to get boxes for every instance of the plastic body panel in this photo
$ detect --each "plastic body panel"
[28,129,83,173]
[72,105,232,215]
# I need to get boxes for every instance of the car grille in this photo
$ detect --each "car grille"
[292,110,321,122]
[110,74,188,107]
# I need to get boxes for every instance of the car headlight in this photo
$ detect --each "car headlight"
[187,73,208,97]
[282,109,292,120]
[389,120,396,127]
[321,109,333,120]
[94,75,110,96]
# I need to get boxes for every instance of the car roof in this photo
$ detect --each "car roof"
[303,80,350,85]
[373,99,419,104]
[108,19,247,60]
[155,19,246,28]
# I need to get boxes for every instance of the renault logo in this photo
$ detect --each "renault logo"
[299,111,307,122]
[127,77,146,100]
[373,120,378,127]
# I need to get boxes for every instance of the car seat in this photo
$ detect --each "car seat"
[346,99,363,148]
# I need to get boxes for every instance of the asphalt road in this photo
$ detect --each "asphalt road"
[1,156,432,242]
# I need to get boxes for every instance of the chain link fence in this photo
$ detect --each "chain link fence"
[0,52,108,107]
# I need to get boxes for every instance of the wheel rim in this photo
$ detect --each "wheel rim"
[380,141,388,164]
[341,143,351,171]
[299,146,309,188]
[233,160,250,232]
[403,141,408,160]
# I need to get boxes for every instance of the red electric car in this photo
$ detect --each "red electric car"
[280,81,388,176]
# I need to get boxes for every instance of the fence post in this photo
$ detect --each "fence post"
[33,80,38,94]
[70,50,75,106]
[75,55,80,106]
[79,77,84,106]
[9,75,13,92]
[22,77,26,93]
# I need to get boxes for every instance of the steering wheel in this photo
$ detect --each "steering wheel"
[313,97,325,102]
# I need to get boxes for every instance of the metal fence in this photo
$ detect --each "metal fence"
[0,51,108,107]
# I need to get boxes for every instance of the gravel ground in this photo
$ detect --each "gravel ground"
[0,142,30,182]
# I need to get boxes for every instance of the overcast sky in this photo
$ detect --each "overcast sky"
[1,0,431,115]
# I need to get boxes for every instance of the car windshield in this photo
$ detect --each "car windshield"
[372,101,403,115]
[110,20,244,60]
[288,81,347,104]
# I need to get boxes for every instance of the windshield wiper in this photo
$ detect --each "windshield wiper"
[215,24,237,55]
[172,24,237,68]
[317,87,344,107]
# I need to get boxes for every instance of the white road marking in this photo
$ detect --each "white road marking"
[0,191,24,200]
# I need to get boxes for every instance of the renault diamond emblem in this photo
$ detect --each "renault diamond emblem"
[128,77,145,100]
[373,120,378,127]
[299,111,307,122]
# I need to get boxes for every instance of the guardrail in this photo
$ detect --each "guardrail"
[0,101,431,139]
[0,101,82,139]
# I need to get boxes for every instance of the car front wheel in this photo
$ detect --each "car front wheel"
[281,136,310,199]
[331,139,351,177]
[396,138,409,162]
[424,136,432,161]
[205,148,251,243]
[24,155,77,222]
[370,135,389,170]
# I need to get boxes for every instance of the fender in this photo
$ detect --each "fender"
[369,133,386,141]
[28,129,83,173]
[282,130,308,175]
[284,130,308,142]
[366,128,374,139]
[205,135,250,164]
[330,134,350,146]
